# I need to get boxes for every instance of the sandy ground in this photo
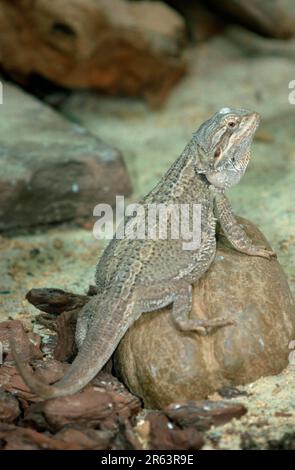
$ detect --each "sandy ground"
[0,35,294,448]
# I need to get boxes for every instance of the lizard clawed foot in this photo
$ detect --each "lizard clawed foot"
[175,317,235,336]
[250,246,277,260]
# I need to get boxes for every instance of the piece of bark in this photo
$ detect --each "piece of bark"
[164,400,247,431]
[53,309,79,362]
[147,413,204,450]
[0,0,186,106]
[0,422,139,450]
[0,366,34,403]
[0,423,88,450]
[54,426,114,450]
[0,82,132,231]
[110,419,143,450]
[26,288,87,361]
[25,383,141,433]
[26,288,113,363]
[92,372,142,421]
[26,288,90,315]
[34,309,79,362]
[0,392,21,423]
[0,360,69,405]
[0,320,42,363]
[33,359,70,385]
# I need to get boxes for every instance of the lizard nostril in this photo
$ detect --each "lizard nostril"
[214,147,222,159]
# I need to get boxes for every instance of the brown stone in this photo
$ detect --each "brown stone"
[0,82,132,231]
[114,218,295,408]
[0,0,186,105]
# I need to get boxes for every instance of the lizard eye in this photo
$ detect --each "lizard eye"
[214,147,222,159]
[228,121,236,128]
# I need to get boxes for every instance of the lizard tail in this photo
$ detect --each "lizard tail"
[11,295,134,399]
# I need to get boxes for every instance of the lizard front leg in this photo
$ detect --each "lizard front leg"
[136,282,234,335]
[214,191,276,259]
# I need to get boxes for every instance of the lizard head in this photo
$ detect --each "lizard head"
[194,107,260,190]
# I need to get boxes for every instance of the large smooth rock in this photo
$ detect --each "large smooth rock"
[114,218,295,408]
[0,0,186,106]
[0,83,131,231]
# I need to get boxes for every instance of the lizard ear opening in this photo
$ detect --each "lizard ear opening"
[214,147,222,159]
[195,144,208,174]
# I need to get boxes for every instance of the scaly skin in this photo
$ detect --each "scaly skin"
[12,107,276,398]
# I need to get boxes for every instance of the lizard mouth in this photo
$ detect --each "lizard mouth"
[242,111,260,137]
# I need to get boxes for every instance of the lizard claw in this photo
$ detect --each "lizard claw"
[176,317,236,335]
[193,326,207,336]
[253,246,277,260]
[200,317,236,336]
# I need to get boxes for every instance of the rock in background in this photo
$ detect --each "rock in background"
[165,1,226,42]
[207,0,295,38]
[0,82,132,231]
[0,0,186,106]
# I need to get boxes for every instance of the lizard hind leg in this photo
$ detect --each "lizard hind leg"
[171,284,235,336]
[136,282,234,336]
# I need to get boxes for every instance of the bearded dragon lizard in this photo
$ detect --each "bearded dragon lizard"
[13,107,276,398]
